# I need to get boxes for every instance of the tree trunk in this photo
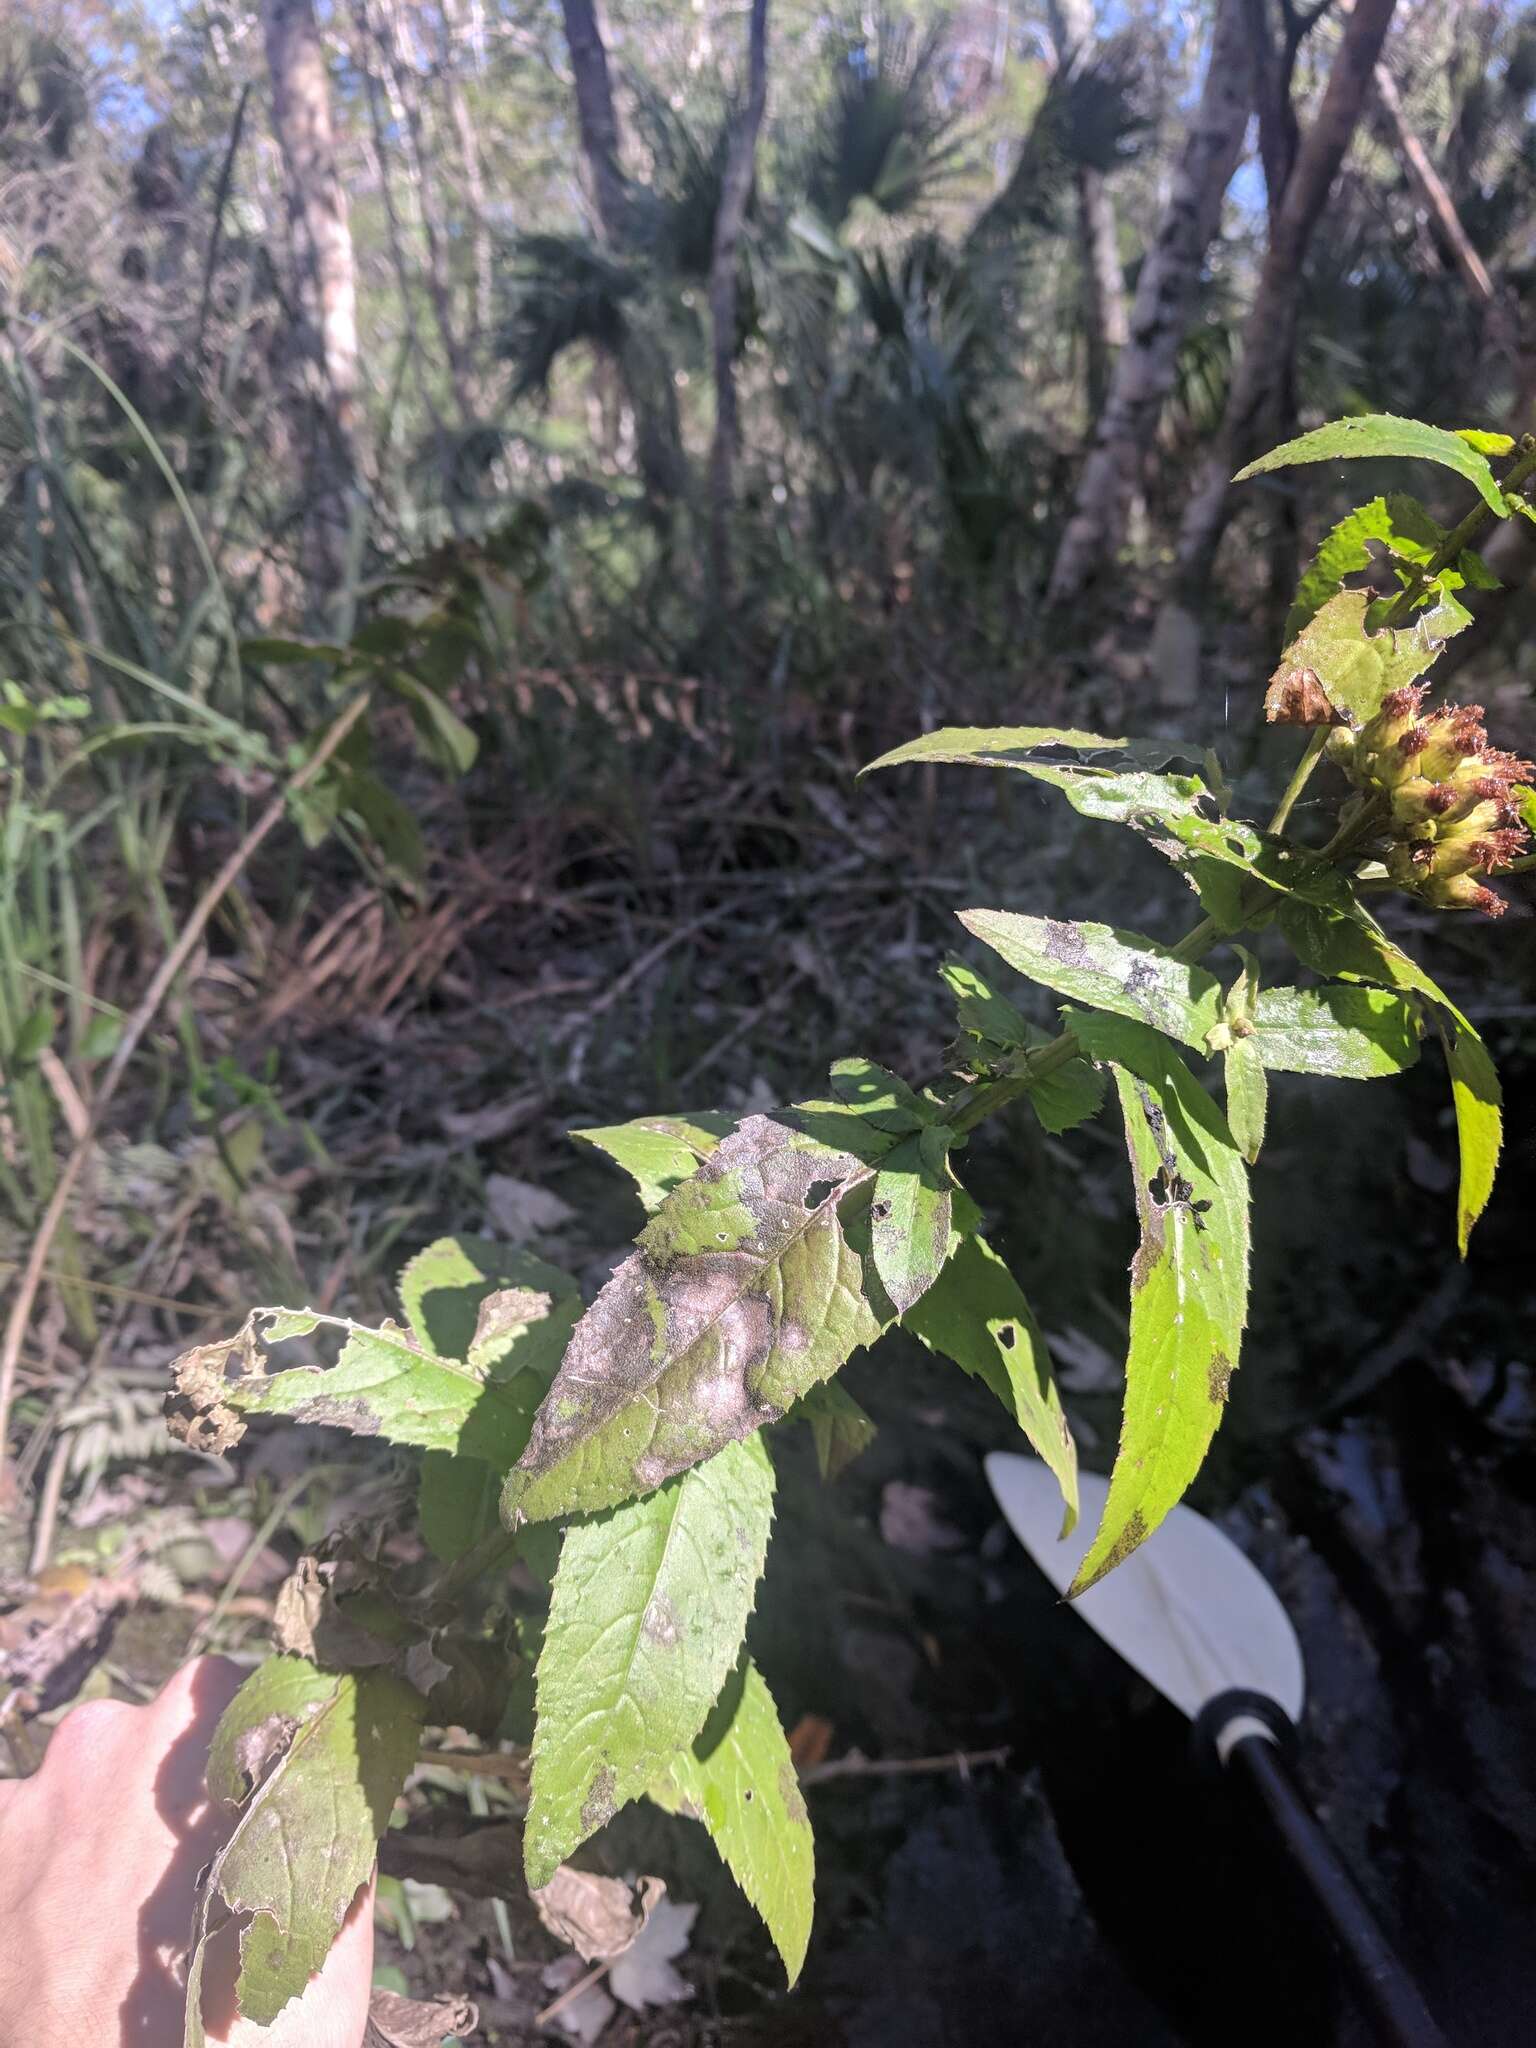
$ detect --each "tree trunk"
[560,0,628,244]
[261,0,362,610]
[1049,0,1128,415]
[1045,0,1253,610]
[1373,61,1494,308]
[707,0,770,615]
[1152,0,1400,691]
[557,0,684,511]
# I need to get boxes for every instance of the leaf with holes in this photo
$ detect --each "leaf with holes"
[960,911,1222,1050]
[1234,413,1508,516]
[1283,494,1444,643]
[184,1655,422,2041]
[1063,1011,1250,1595]
[504,1113,896,1523]
[1264,592,1466,730]
[906,1232,1078,1533]
[649,1653,814,1984]
[169,1303,571,1468]
[524,1433,774,1886]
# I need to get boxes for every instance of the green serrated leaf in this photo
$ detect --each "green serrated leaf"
[871,1126,956,1314]
[398,1235,580,1372]
[829,1056,932,1132]
[1269,591,1466,729]
[1437,1012,1502,1258]
[1277,883,1502,1251]
[525,1433,774,1886]
[1458,548,1500,590]
[941,955,1030,1051]
[796,1379,877,1478]
[573,1113,736,1214]
[906,1232,1078,1534]
[1234,413,1508,516]
[939,956,1105,1130]
[1027,1053,1109,1135]
[1244,984,1421,1078]
[959,910,1222,1049]
[505,1114,892,1522]
[650,1654,813,1984]
[1223,1038,1268,1164]
[397,1220,581,1368]
[1062,1011,1249,1595]
[189,1655,423,2037]
[861,725,1133,774]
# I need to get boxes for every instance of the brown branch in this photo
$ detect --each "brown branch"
[1374,61,1494,307]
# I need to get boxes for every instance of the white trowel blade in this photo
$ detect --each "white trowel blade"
[986,1453,1305,1724]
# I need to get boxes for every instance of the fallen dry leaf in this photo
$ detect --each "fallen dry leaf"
[532,1866,665,1962]
[363,1987,478,2046]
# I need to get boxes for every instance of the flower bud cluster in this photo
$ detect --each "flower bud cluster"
[1339,687,1531,917]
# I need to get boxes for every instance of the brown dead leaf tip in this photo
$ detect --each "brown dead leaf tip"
[164,1340,248,1453]
[1208,1351,1233,1404]
[1264,665,1338,726]
[1096,1509,1149,1580]
[232,1712,300,1799]
[290,1395,383,1435]
[365,1989,479,2048]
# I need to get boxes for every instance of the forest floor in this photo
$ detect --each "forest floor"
[3,639,1534,2045]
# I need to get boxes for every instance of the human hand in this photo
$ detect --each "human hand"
[0,1656,375,2046]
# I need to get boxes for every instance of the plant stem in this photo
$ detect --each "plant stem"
[947,1031,1082,1135]
[1267,729,1330,835]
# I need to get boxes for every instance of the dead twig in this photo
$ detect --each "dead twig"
[0,692,371,1486]
[534,1959,612,2029]
[800,1744,1011,1787]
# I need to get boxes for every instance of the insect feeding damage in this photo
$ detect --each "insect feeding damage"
[508,1115,881,1517]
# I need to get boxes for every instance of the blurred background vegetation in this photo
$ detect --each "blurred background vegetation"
[2,1,1535,2040]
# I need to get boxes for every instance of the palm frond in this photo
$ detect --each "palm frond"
[498,232,641,396]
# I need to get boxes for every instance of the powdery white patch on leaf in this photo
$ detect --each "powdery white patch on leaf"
[506,1113,892,1523]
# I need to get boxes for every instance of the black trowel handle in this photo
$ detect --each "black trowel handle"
[1199,1692,1450,2048]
